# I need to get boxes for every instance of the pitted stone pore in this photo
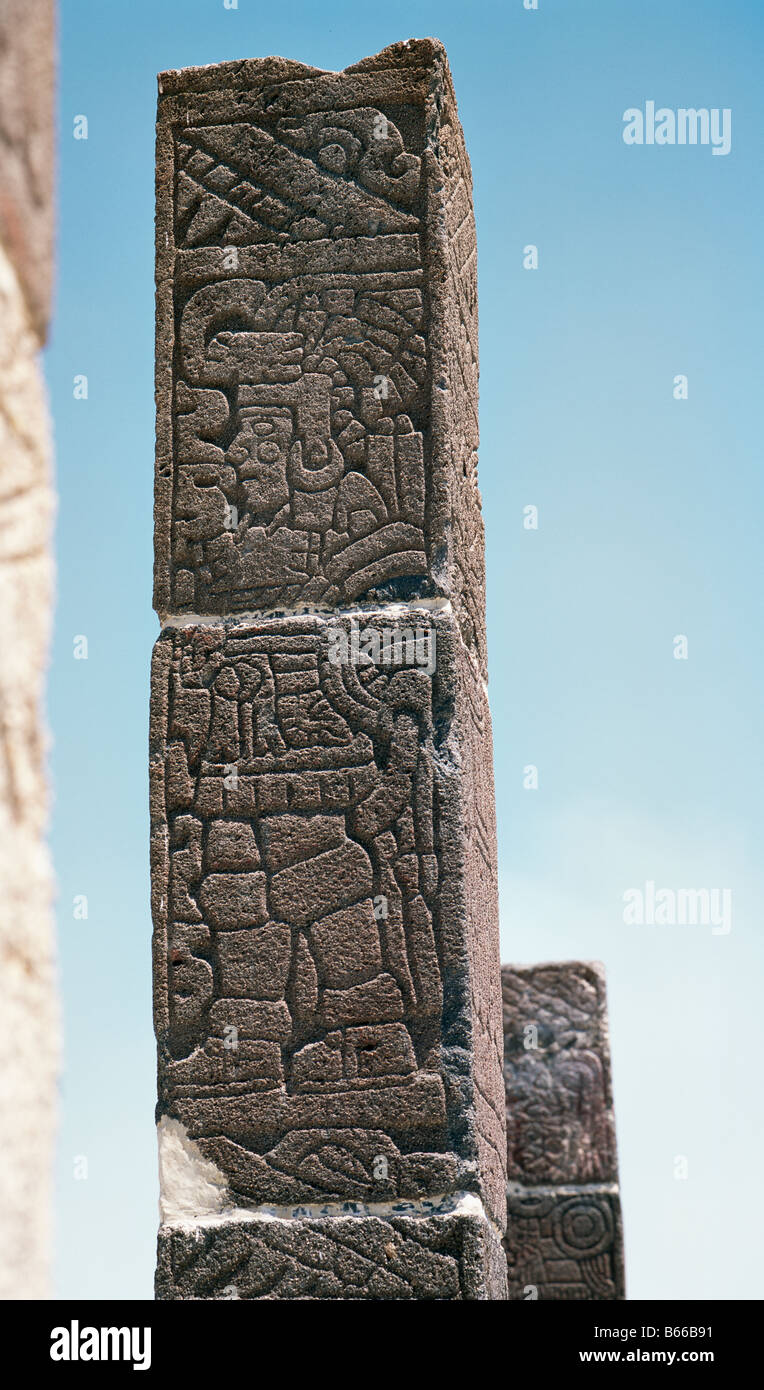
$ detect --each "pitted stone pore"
[150,612,505,1229]
[154,38,486,670]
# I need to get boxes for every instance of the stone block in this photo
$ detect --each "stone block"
[501,962,626,1299]
[150,612,506,1239]
[156,1202,506,1301]
[154,40,486,671]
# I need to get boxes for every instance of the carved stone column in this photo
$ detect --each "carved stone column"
[502,963,626,1300]
[152,39,506,1300]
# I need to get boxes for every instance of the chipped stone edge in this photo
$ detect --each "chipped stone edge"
[158,1116,229,1224]
[156,38,447,94]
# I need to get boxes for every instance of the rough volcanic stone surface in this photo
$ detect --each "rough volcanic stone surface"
[156,1207,506,1300]
[505,1188,624,1302]
[154,38,486,671]
[501,963,625,1300]
[150,611,505,1230]
[503,961,618,1186]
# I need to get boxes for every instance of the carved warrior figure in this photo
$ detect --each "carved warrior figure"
[153,41,506,1299]
[155,619,476,1190]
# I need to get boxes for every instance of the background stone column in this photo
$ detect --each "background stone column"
[152,39,507,1299]
[0,0,57,1301]
[502,963,626,1299]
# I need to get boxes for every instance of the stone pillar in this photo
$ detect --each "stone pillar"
[502,963,626,1299]
[0,0,57,1299]
[152,39,507,1299]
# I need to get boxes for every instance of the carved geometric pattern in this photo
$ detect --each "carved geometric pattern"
[151,615,505,1222]
[505,1190,624,1301]
[156,1210,507,1301]
[501,964,626,1299]
[503,962,618,1186]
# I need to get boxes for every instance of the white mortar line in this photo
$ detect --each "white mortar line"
[507,1181,620,1196]
[160,1188,502,1234]
[155,595,490,695]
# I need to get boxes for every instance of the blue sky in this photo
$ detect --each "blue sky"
[49,0,764,1298]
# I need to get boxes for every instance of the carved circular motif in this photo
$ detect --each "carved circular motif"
[553,1197,613,1258]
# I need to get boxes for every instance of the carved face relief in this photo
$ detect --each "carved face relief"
[167,111,429,613]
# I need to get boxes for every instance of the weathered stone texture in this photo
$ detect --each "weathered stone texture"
[0,1,56,1300]
[505,1188,624,1302]
[502,963,625,1299]
[0,0,56,339]
[153,39,504,1299]
[154,39,487,672]
[151,613,505,1229]
[156,1204,506,1301]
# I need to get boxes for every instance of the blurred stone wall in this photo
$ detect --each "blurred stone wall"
[0,0,57,1300]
